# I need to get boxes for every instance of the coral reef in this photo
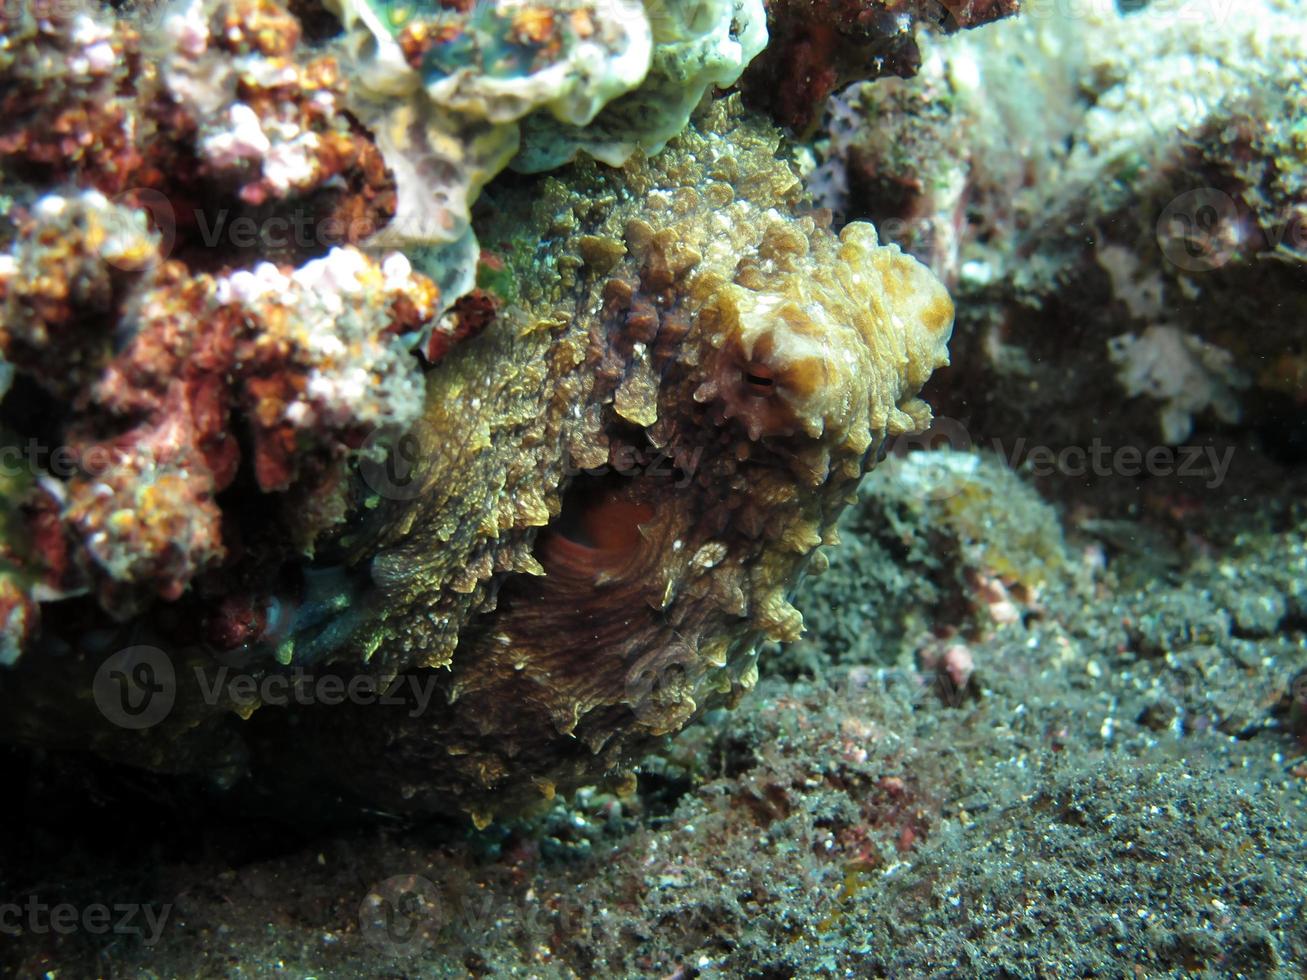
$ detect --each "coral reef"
[1,0,397,264]
[0,0,952,818]
[3,1,1307,975]
[0,185,436,623]
[330,0,769,300]
[739,0,1020,133]
[813,0,1307,460]
[0,0,442,669]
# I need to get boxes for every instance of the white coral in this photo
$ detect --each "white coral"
[330,0,766,269]
[1108,325,1248,444]
[215,248,430,436]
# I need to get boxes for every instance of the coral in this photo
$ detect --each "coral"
[1107,324,1248,444]
[1,0,397,271]
[814,0,1306,476]
[0,191,157,400]
[159,0,396,224]
[513,0,769,171]
[0,0,446,637]
[208,248,433,490]
[872,449,1067,598]
[327,0,768,303]
[0,0,944,819]
[739,0,1019,133]
[0,576,34,668]
[7,1,1307,975]
[61,438,227,612]
[0,184,437,620]
[328,0,652,258]
[0,1,144,189]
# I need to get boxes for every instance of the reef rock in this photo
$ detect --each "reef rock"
[811,0,1306,459]
[740,0,1020,133]
[331,0,769,305]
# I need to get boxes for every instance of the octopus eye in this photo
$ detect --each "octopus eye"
[575,493,655,554]
[538,476,656,577]
[743,362,776,396]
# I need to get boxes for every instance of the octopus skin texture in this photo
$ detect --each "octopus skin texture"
[254,99,954,822]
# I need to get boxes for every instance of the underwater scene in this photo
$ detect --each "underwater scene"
[0,0,1305,975]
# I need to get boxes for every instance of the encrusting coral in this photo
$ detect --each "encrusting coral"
[0,186,438,621]
[0,0,399,260]
[0,0,439,657]
[328,0,770,302]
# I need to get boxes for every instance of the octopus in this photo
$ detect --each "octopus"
[0,98,952,825]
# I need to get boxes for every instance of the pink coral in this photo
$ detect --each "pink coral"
[2,190,437,621]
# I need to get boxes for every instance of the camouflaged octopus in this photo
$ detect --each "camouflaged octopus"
[258,99,954,822]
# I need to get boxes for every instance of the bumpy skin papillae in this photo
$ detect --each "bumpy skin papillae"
[276,99,953,821]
